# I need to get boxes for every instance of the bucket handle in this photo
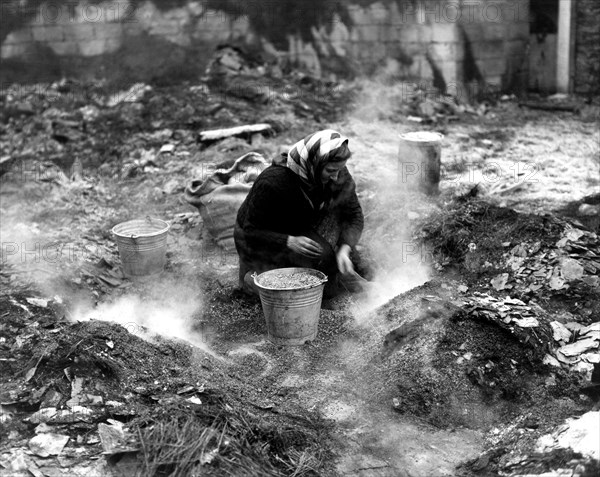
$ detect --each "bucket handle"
[130,216,153,241]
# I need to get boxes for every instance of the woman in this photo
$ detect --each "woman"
[234,129,365,298]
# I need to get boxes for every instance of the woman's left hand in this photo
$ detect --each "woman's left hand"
[336,244,354,275]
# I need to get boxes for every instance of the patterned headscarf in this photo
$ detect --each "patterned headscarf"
[286,129,350,185]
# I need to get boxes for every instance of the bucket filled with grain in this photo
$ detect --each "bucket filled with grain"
[253,268,328,345]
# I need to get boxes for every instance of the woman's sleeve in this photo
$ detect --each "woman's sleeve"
[338,179,364,248]
[239,178,289,253]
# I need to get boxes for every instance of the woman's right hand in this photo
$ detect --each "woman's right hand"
[287,236,323,258]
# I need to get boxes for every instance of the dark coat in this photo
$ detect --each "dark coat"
[234,164,364,281]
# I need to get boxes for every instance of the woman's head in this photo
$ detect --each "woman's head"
[286,129,351,186]
[320,141,351,184]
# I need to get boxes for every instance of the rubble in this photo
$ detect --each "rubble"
[28,433,69,457]
[1,56,598,476]
[535,411,600,460]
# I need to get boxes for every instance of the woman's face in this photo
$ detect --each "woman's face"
[320,160,347,184]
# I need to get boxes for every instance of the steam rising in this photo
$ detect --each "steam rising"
[0,212,211,353]
[344,80,433,322]
[71,279,212,352]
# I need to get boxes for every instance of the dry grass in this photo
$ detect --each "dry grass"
[134,400,326,477]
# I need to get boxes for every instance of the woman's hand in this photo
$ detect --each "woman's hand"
[287,236,323,258]
[336,244,354,275]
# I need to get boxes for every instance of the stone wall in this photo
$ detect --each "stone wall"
[1,0,532,94]
[574,0,600,95]
[0,1,247,83]
[459,0,530,92]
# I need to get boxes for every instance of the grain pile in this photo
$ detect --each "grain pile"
[257,272,323,289]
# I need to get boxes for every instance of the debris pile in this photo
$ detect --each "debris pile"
[461,293,550,349]
[0,48,353,191]
[459,293,599,377]
[0,296,332,476]
[493,227,600,294]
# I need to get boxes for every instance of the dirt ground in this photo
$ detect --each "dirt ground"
[1,75,599,476]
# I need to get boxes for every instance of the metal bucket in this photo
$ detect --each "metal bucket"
[112,217,170,277]
[398,131,444,195]
[254,268,327,346]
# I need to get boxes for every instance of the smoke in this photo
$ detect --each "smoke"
[342,80,433,323]
[350,79,407,123]
[0,210,217,355]
[355,258,429,323]
[0,214,61,297]
[70,277,216,355]
[348,231,431,326]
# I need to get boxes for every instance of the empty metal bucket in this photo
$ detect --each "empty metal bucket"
[254,268,327,346]
[398,131,444,195]
[112,217,170,277]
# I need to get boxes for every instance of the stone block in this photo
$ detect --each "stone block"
[149,22,180,38]
[481,57,507,76]
[396,25,420,43]
[94,22,123,40]
[31,25,64,42]
[104,37,123,54]
[194,27,228,43]
[164,34,191,47]
[429,41,464,61]
[436,59,460,85]
[418,56,433,80]
[451,61,466,86]
[48,40,79,56]
[3,29,34,45]
[79,37,123,57]
[483,23,507,41]
[470,40,505,60]
[1,43,29,59]
[418,25,433,43]
[401,41,423,57]
[356,24,379,43]
[431,22,459,43]
[461,23,485,43]
[370,42,387,61]
[377,26,392,43]
[62,23,95,42]
[123,21,145,36]
[507,20,530,40]
[78,39,107,56]
[505,39,526,58]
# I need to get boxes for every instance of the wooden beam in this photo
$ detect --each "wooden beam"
[198,124,272,143]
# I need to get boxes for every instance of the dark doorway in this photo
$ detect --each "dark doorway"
[528,0,559,93]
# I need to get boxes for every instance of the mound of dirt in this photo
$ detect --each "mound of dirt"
[0,295,334,476]
[365,199,600,475]
[374,283,582,429]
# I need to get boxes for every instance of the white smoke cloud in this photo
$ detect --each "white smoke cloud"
[70,277,218,356]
